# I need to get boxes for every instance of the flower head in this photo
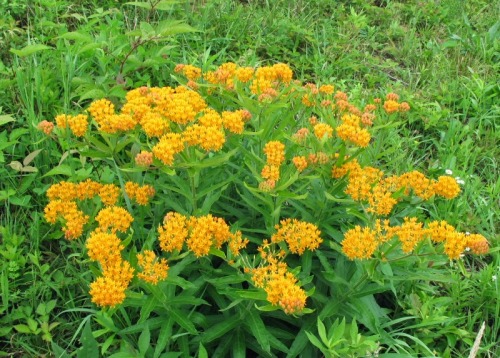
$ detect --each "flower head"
[136,250,169,285]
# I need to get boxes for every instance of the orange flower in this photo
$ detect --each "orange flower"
[222,111,245,134]
[391,217,425,253]
[86,231,123,264]
[383,100,400,113]
[433,176,460,199]
[271,218,322,255]
[466,234,489,255]
[98,184,120,206]
[261,164,280,181]
[292,156,308,172]
[313,123,334,140]
[135,151,154,166]
[158,212,188,253]
[263,141,285,166]
[152,133,185,166]
[136,250,169,285]
[95,206,133,233]
[341,226,378,260]
[37,120,54,135]
[89,276,127,307]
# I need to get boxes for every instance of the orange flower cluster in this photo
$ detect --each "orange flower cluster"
[44,200,89,240]
[157,212,249,257]
[177,62,293,98]
[45,80,253,168]
[45,178,172,306]
[44,179,156,240]
[250,246,306,314]
[124,182,155,205]
[182,124,226,152]
[37,120,54,135]
[55,114,89,137]
[336,114,371,147]
[250,63,294,95]
[85,226,134,307]
[152,133,185,165]
[204,62,240,89]
[342,226,379,260]
[314,123,334,140]
[135,150,154,166]
[300,82,336,107]
[341,218,489,260]
[383,93,410,114]
[260,140,286,190]
[271,218,322,255]
[95,206,134,233]
[136,250,169,284]
[99,184,120,206]
[174,64,202,81]
[292,156,308,172]
[332,160,461,215]
[86,231,123,264]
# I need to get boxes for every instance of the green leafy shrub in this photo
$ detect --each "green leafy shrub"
[38,62,491,356]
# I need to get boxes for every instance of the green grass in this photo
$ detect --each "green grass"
[0,0,498,356]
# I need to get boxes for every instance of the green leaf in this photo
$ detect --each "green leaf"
[0,115,15,126]
[245,311,270,353]
[57,31,93,43]
[305,331,327,352]
[138,323,150,355]
[77,320,98,358]
[156,20,197,37]
[168,308,197,334]
[350,318,359,342]
[208,247,226,259]
[140,21,156,36]
[317,318,328,344]
[10,44,52,57]
[233,329,246,358]
[42,165,73,177]
[1,272,9,311]
[51,342,70,358]
[0,190,16,201]
[8,161,22,171]
[154,318,173,358]
[236,290,267,301]
[78,88,107,102]
[9,195,31,207]
[101,334,116,355]
[94,311,119,333]
[155,1,181,11]
[27,318,38,332]
[286,327,311,358]
[201,315,240,343]
[20,166,38,173]
[254,304,279,312]
[36,303,47,316]
[14,324,32,334]
[77,42,102,54]
[331,318,346,344]
[0,140,18,151]
[124,1,154,9]
[139,295,158,323]
[197,343,208,358]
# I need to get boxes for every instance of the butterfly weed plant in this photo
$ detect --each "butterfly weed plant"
[39,62,491,356]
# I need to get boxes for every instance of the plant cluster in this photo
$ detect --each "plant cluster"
[1,0,498,356]
[36,61,492,356]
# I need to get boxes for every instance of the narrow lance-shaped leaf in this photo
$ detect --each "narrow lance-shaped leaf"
[10,44,52,57]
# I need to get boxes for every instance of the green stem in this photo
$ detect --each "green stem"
[190,171,197,213]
